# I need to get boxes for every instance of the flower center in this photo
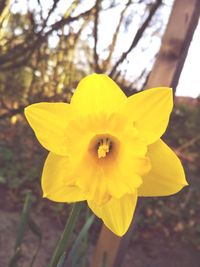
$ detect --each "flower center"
[97,138,111,158]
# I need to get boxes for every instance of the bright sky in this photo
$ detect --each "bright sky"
[10,0,200,98]
[176,19,200,98]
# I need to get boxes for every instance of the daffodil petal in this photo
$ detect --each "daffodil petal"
[25,102,72,155]
[42,152,86,202]
[138,139,188,196]
[120,88,173,144]
[71,74,126,115]
[88,193,137,236]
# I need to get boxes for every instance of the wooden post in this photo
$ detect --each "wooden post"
[91,226,121,267]
[91,200,142,267]
[90,0,200,267]
[146,0,200,91]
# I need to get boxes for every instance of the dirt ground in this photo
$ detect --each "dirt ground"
[124,234,200,267]
[1,205,200,267]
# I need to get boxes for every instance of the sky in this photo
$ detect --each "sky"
[10,0,200,98]
[176,19,200,98]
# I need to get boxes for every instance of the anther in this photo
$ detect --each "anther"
[97,138,111,158]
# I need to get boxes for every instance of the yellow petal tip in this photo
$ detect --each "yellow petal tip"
[43,192,48,198]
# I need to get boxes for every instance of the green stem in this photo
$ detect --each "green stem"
[48,202,83,267]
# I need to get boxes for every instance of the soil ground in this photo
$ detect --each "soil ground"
[1,197,200,267]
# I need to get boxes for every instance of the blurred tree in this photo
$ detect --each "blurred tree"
[0,0,173,120]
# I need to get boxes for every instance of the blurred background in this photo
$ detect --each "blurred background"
[0,0,200,266]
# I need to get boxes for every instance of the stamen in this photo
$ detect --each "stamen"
[98,138,111,158]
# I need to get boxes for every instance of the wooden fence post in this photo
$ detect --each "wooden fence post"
[145,0,200,91]
[90,0,200,266]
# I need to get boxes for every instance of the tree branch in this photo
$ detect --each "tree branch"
[109,0,162,78]
[103,0,132,72]
[93,0,101,73]
[0,5,95,71]
[40,0,60,32]
[176,134,200,152]
[0,0,8,16]
[0,106,25,120]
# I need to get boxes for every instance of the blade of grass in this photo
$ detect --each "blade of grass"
[81,208,91,267]
[48,202,83,267]
[15,191,32,250]
[8,247,21,267]
[8,191,32,267]
[56,252,67,267]
[67,214,95,267]
[28,217,43,267]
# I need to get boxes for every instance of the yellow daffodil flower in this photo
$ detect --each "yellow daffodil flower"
[25,74,188,236]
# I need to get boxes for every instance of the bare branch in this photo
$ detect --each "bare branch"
[40,0,79,33]
[109,0,162,78]
[0,5,95,71]
[0,0,10,28]
[0,0,8,16]
[63,0,80,18]
[40,0,60,32]
[176,134,200,152]
[45,6,94,36]
[103,0,132,72]
[0,106,25,120]
[93,0,101,73]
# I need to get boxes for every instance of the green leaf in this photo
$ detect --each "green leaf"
[67,214,95,267]
[29,217,42,240]
[48,202,83,267]
[56,253,67,267]
[8,247,21,267]
[14,191,32,250]
[28,217,43,267]
[8,192,32,267]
